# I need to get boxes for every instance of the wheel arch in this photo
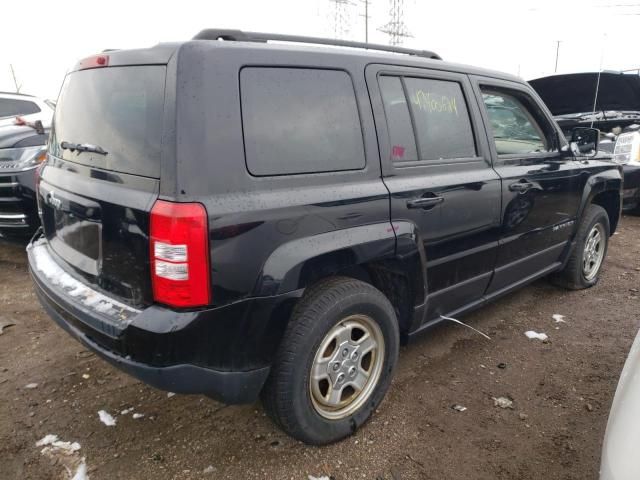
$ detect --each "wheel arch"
[577,168,622,235]
[255,221,428,337]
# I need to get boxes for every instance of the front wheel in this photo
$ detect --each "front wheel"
[554,204,610,290]
[261,277,399,445]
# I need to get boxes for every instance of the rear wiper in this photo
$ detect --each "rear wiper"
[60,141,108,155]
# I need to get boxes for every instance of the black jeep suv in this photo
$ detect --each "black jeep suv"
[28,30,622,445]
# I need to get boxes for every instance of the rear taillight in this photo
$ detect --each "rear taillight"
[150,200,211,308]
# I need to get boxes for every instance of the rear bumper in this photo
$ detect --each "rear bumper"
[0,167,39,234]
[622,164,640,211]
[28,239,301,404]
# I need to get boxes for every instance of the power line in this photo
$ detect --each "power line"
[328,0,355,39]
[358,0,371,44]
[378,0,412,46]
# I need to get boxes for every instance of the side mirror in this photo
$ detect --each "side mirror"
[34,120,45,135]
[570,127,599,157]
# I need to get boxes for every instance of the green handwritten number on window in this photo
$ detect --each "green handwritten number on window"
[410,90,458,116]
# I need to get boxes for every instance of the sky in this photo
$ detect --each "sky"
[1,0,638,100]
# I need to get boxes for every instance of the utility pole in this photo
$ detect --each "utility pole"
[359,0,370,43]
[378,0,412,46]
[9,64,21,93]
[328,0,355,40]
[554,40,561,73]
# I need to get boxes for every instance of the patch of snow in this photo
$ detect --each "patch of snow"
[167,392,176,398]
[25,383,38,389]
[93,301,114,314]
[552,314,566,323]
[525,331,548,341]
[493,396,514,409]
[82,374,90,380]
[98,410,116,426]
[54,441,81,454]
[29,242,140,321]
[203,465,217,474]
[36,434,59,447]
[83,294,103,308]
[308,476,330,480]
[71,459,88,480]
[132,413,144,419]
[451,404,467,412]
[120,408,134,415]
[35,434,86,479]
[36,434,81,454]
[67,286,84,297]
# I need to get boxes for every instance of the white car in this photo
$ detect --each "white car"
[0,92,54,129]
[600,328,640,479]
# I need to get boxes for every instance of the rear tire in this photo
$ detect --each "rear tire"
[261,277,399,445]
[553,204,610,290]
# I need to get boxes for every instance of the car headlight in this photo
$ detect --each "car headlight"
[613,132,640,166]
[0,146,47,172]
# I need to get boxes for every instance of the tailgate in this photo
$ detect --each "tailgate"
[40,63,166,307]
[39,164,159,307]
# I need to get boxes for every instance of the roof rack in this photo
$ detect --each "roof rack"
[192,29,442,60]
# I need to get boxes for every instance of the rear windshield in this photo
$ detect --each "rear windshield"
[50,66,165,178]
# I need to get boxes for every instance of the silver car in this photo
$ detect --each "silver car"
[601,328,640,479]
[0,92,54,129]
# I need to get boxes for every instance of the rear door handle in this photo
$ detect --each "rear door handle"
[406,196,444,210]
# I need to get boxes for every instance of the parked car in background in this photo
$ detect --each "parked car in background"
[530,72,640,213]
[0,92,54,129]
[0,123,48,236]
[28,29,622,445]
[600,328,640,480]
[611,131,640,213]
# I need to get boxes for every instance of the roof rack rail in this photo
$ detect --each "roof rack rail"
[192,29,442,60]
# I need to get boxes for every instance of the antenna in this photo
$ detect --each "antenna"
[590,34,607,128]
[378,0,412,46]
[9,64,21,93]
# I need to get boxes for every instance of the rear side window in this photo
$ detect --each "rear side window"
[240,68,365,176]
[404,78,476,160]
[0,98,41,118]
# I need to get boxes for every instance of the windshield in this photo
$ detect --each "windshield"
[50,66,166,178]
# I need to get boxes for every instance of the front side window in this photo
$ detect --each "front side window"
[241,67,365,176]
[481,88,553,155]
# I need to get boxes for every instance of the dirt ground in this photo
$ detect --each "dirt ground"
[1,216,639,480]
